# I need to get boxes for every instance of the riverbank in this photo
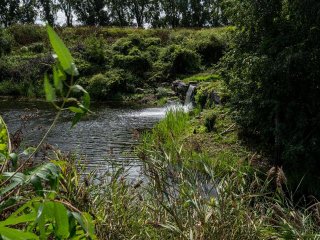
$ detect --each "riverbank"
[0,25,231,103]
[46,104,319,239]
[1,89,320,239]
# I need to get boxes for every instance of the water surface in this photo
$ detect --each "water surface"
[0,99,168,175]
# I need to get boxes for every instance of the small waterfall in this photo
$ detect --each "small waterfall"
[184,84,196,107]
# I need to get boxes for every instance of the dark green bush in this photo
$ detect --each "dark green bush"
[112,37,136,55]
[221,0,320,196]
[0,29,14,56]
[113,49,151,74]
[159,45,201,76]
[204,110,217,132]
[85,69,132,99]
[84,36,108,64]
[8,24,45,45]
[192,37,225,66]
[28,42,45,53]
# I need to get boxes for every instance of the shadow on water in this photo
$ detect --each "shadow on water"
[0,99,170,176]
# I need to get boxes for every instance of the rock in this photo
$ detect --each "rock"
[172,80,189,100]
[209,91,221,105]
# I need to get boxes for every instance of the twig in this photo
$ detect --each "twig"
[221,123,236,135]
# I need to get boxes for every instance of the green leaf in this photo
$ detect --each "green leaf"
[0,212,37,226]
[30,176,43,196]
[71,85,86,93]
[68,107,84,114]
[54,202,70,238]
[53,65,64,92]
[0,116,10,158]
[22,147,36,156]
[44,74,56,102]
[9,153,18,169]
[72,212,96,239]
[71,113,83,128]
[47,25,78,76]
[81,212,96,239]
[83,92,90,110]
[0,226,38,240]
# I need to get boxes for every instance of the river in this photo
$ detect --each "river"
[0,99,169,176]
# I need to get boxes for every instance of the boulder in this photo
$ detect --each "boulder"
[172,80,189,100]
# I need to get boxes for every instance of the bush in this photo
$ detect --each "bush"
[113,49,151,74]
[159,45,201,76]
[28,42,45,53]
[8,24,45,45]
[84,36,108,64]
[203,110,217,132]
[191,37,225,66]
[86,69,132,99]
[0,29,14,56]
[112,37,136,55]
[144,37,161,48]
[195,81,229,109]
[221,0,320,196]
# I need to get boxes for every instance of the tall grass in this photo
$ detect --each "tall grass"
[86,109,319,239]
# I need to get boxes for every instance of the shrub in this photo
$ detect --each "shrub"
[191,36,225,66]
[144,37,161,48]
[0,28,14,56]
[86,69,132,99]
[84,36,108,64]
[203,110,217,132]
[195,81,229,109]
[159,45,201,76]
[8,24,45,45]
[113,49,151,74]
[28,42,45,53]
[112,37,135,55]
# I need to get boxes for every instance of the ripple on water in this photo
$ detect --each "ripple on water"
[0,100,174,177]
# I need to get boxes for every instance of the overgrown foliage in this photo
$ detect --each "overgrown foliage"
[220,0,320,196]
[0,26,229,99]
[0,25,95,239]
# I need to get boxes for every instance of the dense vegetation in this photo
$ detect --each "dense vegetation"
[1,0,320,239]
[0,25,229,103]
[220,0,320,196]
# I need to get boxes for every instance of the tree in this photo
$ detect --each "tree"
[38,0,58,25]
[72,0,109,26]
[129,0,150,28]
[107,0,131,26]
[19,0,39,24]
[57,0,73,26]
[0,0,20,27]
[221,0,320,196]
[146,0,163,28]
[160,0,181,28]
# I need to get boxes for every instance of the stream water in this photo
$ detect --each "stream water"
[0,84,196,176]
[0,99,171,176]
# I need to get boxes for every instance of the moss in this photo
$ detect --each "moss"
[195,80,230,109]
[183,73,220,83]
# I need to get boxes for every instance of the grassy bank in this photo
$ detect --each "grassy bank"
[1,94,320,239]
[0,25,231,103]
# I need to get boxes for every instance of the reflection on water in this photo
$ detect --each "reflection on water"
[0,99,170,176]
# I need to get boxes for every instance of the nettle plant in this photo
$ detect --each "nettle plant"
[0,26,96,239]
